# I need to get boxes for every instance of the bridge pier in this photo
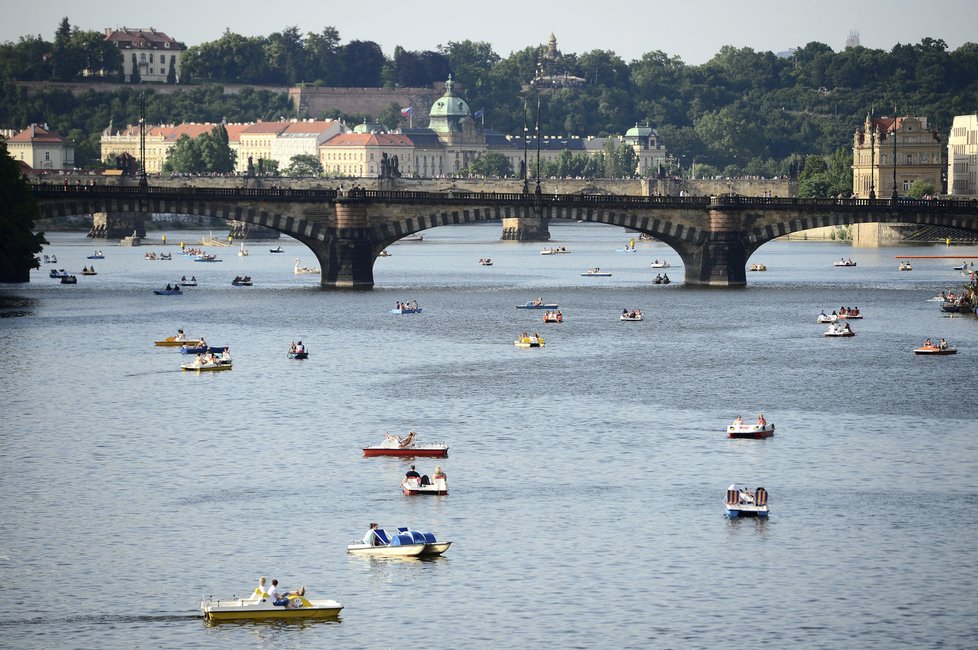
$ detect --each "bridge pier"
[681,199,748,286]
[88,212,146,239]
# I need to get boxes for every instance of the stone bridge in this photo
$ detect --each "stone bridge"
[31,184,978,288]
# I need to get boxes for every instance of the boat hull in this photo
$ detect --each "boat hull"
[154,290,182,295]
[914,347,957,355]
[362,446,448,457]
[516,303,558,309]
[725,506,769,518]
[347,543,427,557]
[181,363,232,372]
[288,352,309,360]
[402,487,448,495]
[391,308,422,314]
[727,424,775,439]
[202,599,343,622]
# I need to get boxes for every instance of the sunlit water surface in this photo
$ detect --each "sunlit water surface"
[1,225,977,649]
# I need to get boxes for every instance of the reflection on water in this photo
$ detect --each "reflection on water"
[1,228,977,648]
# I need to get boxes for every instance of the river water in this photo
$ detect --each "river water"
[2,224,977,649]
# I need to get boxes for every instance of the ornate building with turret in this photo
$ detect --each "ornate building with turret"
[852,114,943,198]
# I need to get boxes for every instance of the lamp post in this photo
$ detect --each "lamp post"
[138,92,147,187]
[522,100,529,194]
[868,112,876,199]
[534,96,542,199]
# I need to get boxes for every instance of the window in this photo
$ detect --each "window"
[45,152,50,161]
[907,154,913,165]
[903,180,911,192]
[150,53,154,63]
[140,53,146,62]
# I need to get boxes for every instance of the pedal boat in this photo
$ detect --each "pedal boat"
[581,268,612,277]
[200,591,343,622]
[401,474,448,495]
[649,260,670,268]
[823,324,855,337]
[517,301,558,309]
[816,314,838,323]
[288,350,309,359]
[181,359,232,372]
[913,344,957,355]
[363,438,448,457]
[155,336,200,347]
[727,422,775,439]
[391,307,422,314]
[347,528,452,557]
[620,311,643,321]
[514,335,545,348]
[725,485,769,518]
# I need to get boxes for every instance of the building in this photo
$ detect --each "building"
[236,122,289,172]
[319,133,414,177]
[101,123,226,173]
[5,124,75,170]
[104,27,184,83]
[851,114,943,198]
[947,113,978,197]
[270,120,344,172]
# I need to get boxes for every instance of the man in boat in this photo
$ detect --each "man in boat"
[732,415,743,426]
[295,341,305,354]
[939,338,948,350]
[531,297,542,306]
[362,523,383,546]
[290,341,297,354]
[405,465,421,481]
[399,431,416,447]
[267,579,299,608]
[221,348,232,362]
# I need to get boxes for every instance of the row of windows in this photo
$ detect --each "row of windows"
[138,53,177,64]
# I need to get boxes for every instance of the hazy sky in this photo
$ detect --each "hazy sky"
[4,0,976,65]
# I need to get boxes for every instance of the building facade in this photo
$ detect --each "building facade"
[852,114,943,198]
[947,113,978,197]
[6,124,75,170]
[104,27,184,83]
[270,120,344,172]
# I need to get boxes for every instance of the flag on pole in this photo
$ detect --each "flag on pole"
[400,106,413,128]
[474,107,484,127]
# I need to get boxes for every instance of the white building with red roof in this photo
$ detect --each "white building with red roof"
[270,120,344,171]
[319,133,415,177]
[104,27,184,83]
[6,124,75,170]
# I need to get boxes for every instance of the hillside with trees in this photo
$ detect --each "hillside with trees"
[2,20,977,179]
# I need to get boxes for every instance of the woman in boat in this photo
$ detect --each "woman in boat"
[289,341,297,353]
[433,466,446,480]
[732,415,743,426]
[221,348,232,362]
[757,414,767,426]
[362,523,382,546]
[399,431,416,447]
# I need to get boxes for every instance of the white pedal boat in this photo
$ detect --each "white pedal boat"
[725,484,769,518]
[348,528,452,557]
[200,591,343,622]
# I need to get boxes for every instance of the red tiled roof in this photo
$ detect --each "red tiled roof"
[6,124,69,144]
[105,27,184,50]
[241,122,290,135]
[323,133,413,147]
[163,123,220,142]
[280,120,337,135]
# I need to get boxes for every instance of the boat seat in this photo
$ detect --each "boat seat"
[755,487,768,506]
[726,489,739,505]
[374,528,392,545]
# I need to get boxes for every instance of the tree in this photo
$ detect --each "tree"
[284,153,323,177]
[0,141,47,282]
[907,179,937,198]
[162,134,204,173]
[130,53,140,83]
[166,57,176,84]
[465,152,512,177]
[52,17,79,81]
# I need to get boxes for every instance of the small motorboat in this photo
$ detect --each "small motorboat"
[823,323,855,337]
[269,246,284,253]
[816,313,838,324]
[391,303,422,314]
[834,258,857,267]
[348,527,452,557]
[180,359,232,372]
[86,251,104,259]
[378,250,392,257]
[940,301,964,313]
[953,262,974,271]
[749,263,767,272]
[616,240,638,253]
[652,274,671,285]
[81,267,97,276]
[898,261,913,271]
[231,276,253,286]
[620,310,643,322]
[725,485,769,518]
[514,334,545,348]
[237,243,249,257]
[479,258,493,266]
[517,301,558,309]
[153,287,183,295]
[200,590,343,622]
[581,268,612,277]
[402,233,424,242]
[194,254,222,263]
[913,342,957,355]
[727,420,775,439]
[49,254,58,264]
[159,253,172,261]
[294,258,320,274]
[401,470,448,495]
[543,311,564,323]
[60,275,78,284]
[49,269,70,279]
[363,433,448,457]
[650,260,670,269]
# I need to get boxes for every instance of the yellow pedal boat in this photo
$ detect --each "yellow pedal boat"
[201,590,343,622]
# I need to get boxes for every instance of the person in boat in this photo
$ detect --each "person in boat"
[173,284,181,292]
[757,414,767,427]
[384,432,401,446]
[556,311,563,322]
[843,322,852,333]
[623,308,629,316]
[405,465,421,481]
[289,341,297,354]
[532,297,542,306]
[221,347,231,362]
[399,431,417,448]
[165,283,172,290]
[191,276,196,282]
[939,338,948,350]
[255,576,268,598]
[267,579,294,608]
[732,415,743,426]
[434,465,446,480]
[362,523,383,546]
[295,341,305,354]
[193,353,204,368]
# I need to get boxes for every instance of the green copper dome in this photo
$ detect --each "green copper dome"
[625,123,654,138]
[428,75,471,133]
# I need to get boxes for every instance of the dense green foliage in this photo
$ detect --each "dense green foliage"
[0,141,46,281]
[463,151,513,177]
[283,153,323,177]
[161,124,236,174]
[796,149,853,197]
[3,21,977,177]
[1,17,122,82]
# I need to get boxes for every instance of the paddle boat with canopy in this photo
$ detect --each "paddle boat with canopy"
[348,527,452,557]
